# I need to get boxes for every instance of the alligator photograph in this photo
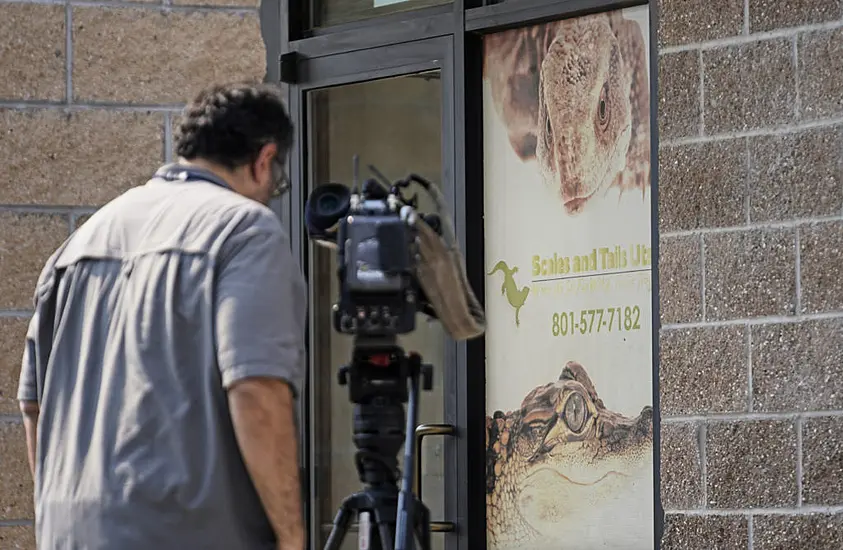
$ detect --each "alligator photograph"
[485,361,654,549]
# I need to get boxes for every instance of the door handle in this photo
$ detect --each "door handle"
[414,423,457,533]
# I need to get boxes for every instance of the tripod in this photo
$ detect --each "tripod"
[323,336,434,550]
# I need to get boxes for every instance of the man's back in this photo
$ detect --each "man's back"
[18,172,306,549]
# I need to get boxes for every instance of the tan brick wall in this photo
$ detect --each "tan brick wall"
[657,0,843,547]
[0,0,266,543]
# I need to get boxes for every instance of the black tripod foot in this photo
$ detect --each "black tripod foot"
[323,494,358,550]
[323,490,400,550]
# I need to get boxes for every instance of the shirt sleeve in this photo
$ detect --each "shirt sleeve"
[213,213,307,398]
[18,242,65,404]
[17,311,40,402]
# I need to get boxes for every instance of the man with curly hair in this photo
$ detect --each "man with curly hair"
[17,82,307,550]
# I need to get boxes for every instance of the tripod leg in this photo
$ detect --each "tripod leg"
[370,503,397,550]
[358,511,374,550]
[413,499,431,550]
[324,500,354,550]
[396,356,421,550]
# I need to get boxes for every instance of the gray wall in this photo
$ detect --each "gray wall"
[657,0,843,547]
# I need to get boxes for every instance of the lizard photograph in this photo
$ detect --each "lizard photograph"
[483,8,651,216]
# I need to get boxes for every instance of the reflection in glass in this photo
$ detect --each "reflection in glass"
[313,0,450,28]
[307,72,446,550]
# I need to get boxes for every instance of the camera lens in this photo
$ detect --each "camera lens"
[305,182,351,233]
[318,193,339,212]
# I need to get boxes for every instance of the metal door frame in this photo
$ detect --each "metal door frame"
[283,34,464,550]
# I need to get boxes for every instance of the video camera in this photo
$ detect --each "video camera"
[305,157,448,338]
[304,156,484,550]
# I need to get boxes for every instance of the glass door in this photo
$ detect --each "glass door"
[287,36,459,550]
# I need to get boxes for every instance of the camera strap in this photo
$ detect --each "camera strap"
[153,163,233,191]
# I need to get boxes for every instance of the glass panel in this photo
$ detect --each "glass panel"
[313,0,450,29]
[307,72,446,550]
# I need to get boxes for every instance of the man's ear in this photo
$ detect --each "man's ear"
[259,142,279,168]
[248,142,278,183]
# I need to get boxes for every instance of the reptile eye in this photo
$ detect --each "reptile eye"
[598,81,609,126]
[562,392,587,433]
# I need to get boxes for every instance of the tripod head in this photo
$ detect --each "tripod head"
[325,335,435,550]
[339,336,432,488]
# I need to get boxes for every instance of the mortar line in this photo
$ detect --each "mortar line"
[72,0,257,12]
[699,422,707,508]
[164,112,174,163]
[700,234,707,321]
[667,505,843,515]
[795,227,802,314]
[0,520,33,527]
[745,138,752,223]
[747,327,753,412]
[662,214,843,238]
[698,49,705,136]
[0,101,185,112]
[0,0,258,11]
[748,515,753,550]
[0,311,34,318]
[793,36,800,120]
[65,2,72,105]
[662,410,843,423]
[662,311,843,330]
[69,212,81,232]
[0,415,23,422]
[662,114,843,146]
[796,416,803,507]
[0,205,99,214]
[743,0,749,35]
[658,19,843,54]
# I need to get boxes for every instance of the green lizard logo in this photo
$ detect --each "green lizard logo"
[487,260,531,328]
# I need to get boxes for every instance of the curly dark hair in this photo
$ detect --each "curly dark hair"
[174,82,293,170]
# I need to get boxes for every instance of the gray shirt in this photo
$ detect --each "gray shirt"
[17,165,307,550]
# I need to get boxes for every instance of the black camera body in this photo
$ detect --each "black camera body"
[305,162,441,340]
[332,195,420,336]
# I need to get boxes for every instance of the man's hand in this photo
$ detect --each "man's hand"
[19,400,39,479]
[227,377,305,550]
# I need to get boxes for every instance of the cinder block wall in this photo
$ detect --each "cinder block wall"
[0,1,267,547]
[657,1,842,547]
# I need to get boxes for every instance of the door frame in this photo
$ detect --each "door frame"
[284,34,465,550]
[274,0,663,548]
